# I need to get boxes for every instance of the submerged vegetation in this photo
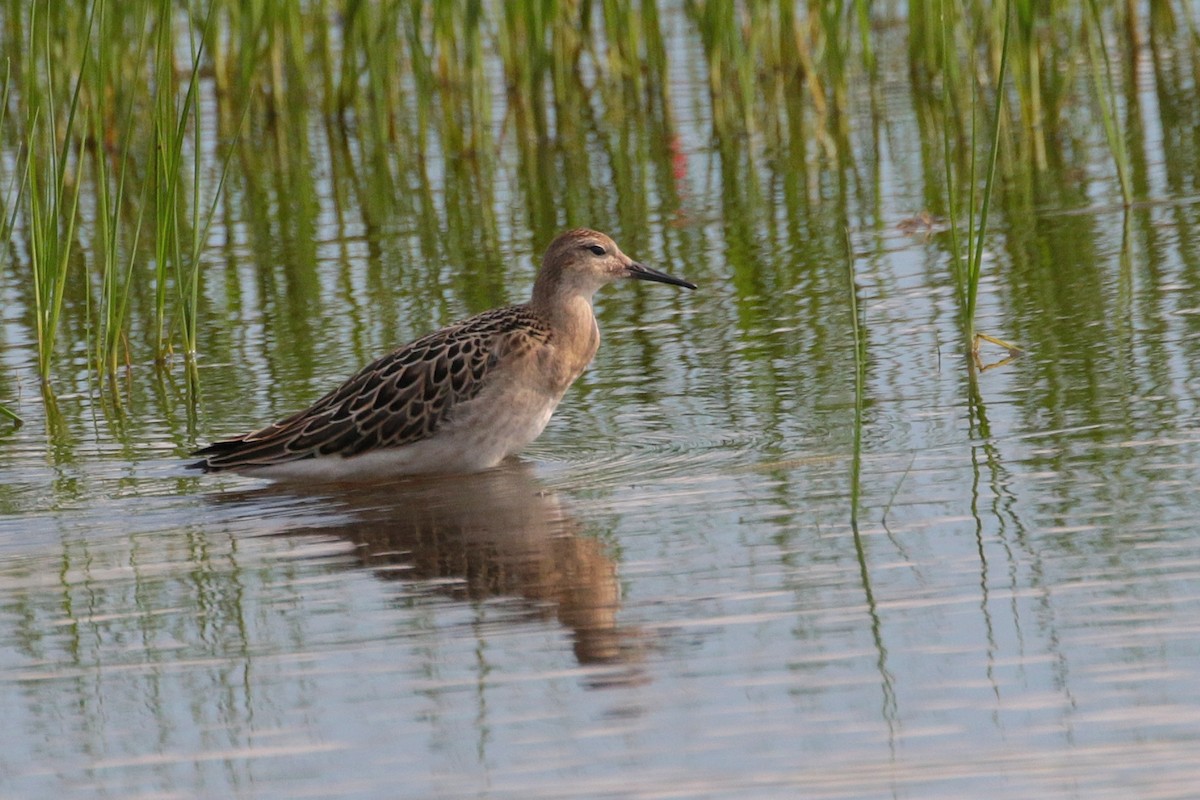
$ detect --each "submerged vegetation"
[0,0,1197,417]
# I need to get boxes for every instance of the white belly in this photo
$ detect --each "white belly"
[249,383,563,481]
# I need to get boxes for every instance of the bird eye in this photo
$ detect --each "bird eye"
[587,244,606,256]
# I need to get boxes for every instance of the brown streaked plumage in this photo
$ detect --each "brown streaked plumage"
[189,229,695,480]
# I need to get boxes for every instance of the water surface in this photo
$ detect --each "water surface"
[3,7,1200,799]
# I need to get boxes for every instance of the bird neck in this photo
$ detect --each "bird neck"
[535,290,595,335]
[531,291,600,365]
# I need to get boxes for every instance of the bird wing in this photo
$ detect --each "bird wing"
[191,305,550,471]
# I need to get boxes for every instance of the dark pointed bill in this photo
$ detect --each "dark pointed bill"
[627,261,697,290]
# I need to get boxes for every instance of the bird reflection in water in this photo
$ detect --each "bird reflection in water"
[213,462,642,674]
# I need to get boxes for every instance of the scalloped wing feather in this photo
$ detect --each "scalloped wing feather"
[191,306,551,471]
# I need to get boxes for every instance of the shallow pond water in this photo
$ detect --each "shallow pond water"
[4,6,1200,799]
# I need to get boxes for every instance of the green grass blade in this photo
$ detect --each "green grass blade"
[964,0,1012,338]
[0,402,23,427]
[1085,0,1133,207]
[939,0,965,311]
[846,226,866,531]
